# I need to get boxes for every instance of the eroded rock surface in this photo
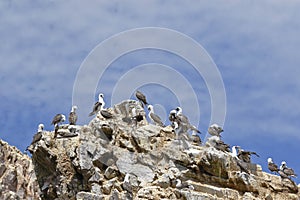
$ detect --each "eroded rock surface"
[1,100,300,199]
[0,140,40,200]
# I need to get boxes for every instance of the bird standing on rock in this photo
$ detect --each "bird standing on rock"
[280,161,297,178]
[26,124,45,153]
[89,93,105,116]
[51,114,66,126]
[69,106,78,125]
[175,107,201,134]
[267,158,279,174]
[208,124,223,137]
[235,146,259,163]
[148,105,164,127]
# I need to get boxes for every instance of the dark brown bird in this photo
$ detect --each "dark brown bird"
[135,90,148,106]
[236,146,259,163]
[267,158,279,174]
[215,140,231,152]
[100,109,113,119]
[69,106,78,125]
[51,114,66,126]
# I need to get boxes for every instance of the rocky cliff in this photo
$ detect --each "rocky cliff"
[0,140,40,199]
[1,100,299,199]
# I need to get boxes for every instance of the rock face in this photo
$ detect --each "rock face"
[1,100,300,199]
[0,140,40,200]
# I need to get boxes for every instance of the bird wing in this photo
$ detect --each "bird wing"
[51,114,62,125]
[100,109,113,119]
[136,91,148,105]
[89,102,101,116]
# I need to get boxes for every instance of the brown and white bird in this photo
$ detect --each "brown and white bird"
[69,106,78,125]
[236,146,259,163]
[51,114,66,126]
[26,124,45,153]
[191,131,201,145]
[280,161,297,178]
[175,107,201,134]
[30,124,44,144]
[214,139,230,153]
[208,124,223,137]
[148,105,164,127]
[89,93,105,116]
[135,90,148,107]
[267,158,279,174]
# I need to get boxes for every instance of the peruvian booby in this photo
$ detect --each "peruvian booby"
[191,132,202,145]
[215,139,230,152]
[267,158,279,174]
[230,146,251,173]
[135,90,148,107]
[231,146,239,158]
[175,179,194,190]
[207,136,230,152]
[168,109,178,129]
[208,124,223,137]
[131,107,143,123]
[236,146,259,163]
[31,124,44,144]
[26,124,45,153]
[147,105,164,127]
[89,93,105,116]
[175,107,201,134]
[122,173,133,194]
[51,114,66,126]
[69,105,78,125]
[280,161,297,178]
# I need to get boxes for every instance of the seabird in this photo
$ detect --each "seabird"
[168,109,178,129]
[147,105,164,127]
[215,140,230,152]
[175,107,201,134]
[280,161,297,178]
[267,158,279,174]
[135,90,148,107]
[26,124,45,153]
[231,146,239,158]
[51,114,66,126]
[175,179,194,190]
[236,146,259,163]
[132,107,143,121]
[69,105,78,125]
[191,132,201,145]
[208,124,223,137]
[89,93,105,116]
[122,173,133,194]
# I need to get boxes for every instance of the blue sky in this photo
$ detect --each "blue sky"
[1,1,300,182]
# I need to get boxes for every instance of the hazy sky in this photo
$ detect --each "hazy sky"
[0,1,299,182]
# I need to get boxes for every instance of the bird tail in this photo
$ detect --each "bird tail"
[88,112,94,117]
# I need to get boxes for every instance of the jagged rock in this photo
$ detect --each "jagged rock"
[76,191,104,200]
[0,140,40,199]
[1,100,300,199]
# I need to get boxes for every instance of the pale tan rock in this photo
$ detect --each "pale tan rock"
[1,100,300,200]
